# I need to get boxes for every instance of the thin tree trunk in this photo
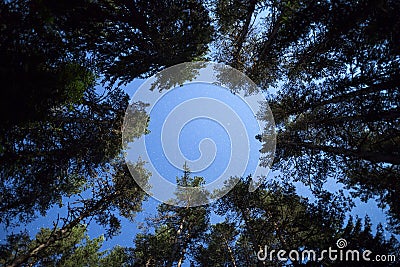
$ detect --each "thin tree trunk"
[177,244,187,267]
[167,218,186,267]
[232,0,257,69]
[237,205,265,267]
[222,235,237,267]
[7,193,115,267]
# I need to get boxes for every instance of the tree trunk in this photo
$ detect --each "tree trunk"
[7,194,115,267]
[222,235,237,267]
[166,218,186,267]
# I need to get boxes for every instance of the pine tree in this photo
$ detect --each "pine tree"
[194,177,400,266]
[132,165,210,267]
[210,0,400,233]
[0,0,213,226]
[4,159,150,266]
[0,224,136,267]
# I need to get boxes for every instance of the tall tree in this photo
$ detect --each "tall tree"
[3,159,150,267]
[193,222,239,267]
[265,0,400,232]
[0,0,213,225]
[210,0,400,233]
[208,177,351,266]
[0,0,213,122]
[132,165,210,267]
[0,225,104,267]
[193,177,399,266]
[0,224,134,267]
[0,89,134,225]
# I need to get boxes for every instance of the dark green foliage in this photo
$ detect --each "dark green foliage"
[0,224,134,267]
[3,159,150,267]
[132,167,210,267]
[1,0,399,266]
[94,0,214,85]
[327,216,400,267]
[193,222,239,267]
[193,177,400,266]
[210,0,400,233]
[0,0,213,226]
[0,89,132,225]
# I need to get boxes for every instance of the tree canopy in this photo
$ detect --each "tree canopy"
[210,0,400,234]
[1,0,399,266]
[0,0,213,225]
